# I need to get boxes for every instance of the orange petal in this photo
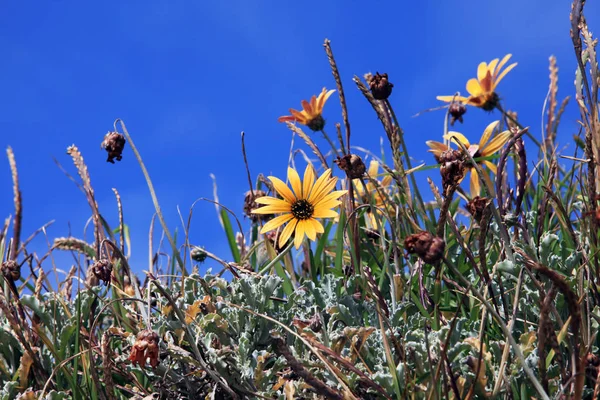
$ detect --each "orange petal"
[301,100,313,117]
[494,63,517,89]
[426,140,449,157]
[483,130,511,155]
[444,131,471,148]
[479,120,501,149]
[470,168,481,197]
[437,95,469,103]
[278,116,295,123]
[494,54,513,80]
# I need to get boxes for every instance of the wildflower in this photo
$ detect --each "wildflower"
[426,120,511,196]
[404,231,445,264]
[367,72,394,100]
[101,131,126,163]
[252,165,347,249]
[437,54,517,111]
[354,160,393,229]
[128,329,160,368]
[278,88,336,131]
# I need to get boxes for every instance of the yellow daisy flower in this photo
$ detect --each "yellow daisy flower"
[426,120,511,196]
[278,88,336,131]
[353,160,393,229]
[437,54,517,111]
[253,165,347,249]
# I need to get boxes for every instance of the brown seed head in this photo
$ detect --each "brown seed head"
[243,190,271,223]
[101,131,126,164]
[1,260,20,281]
[128,329,160,368]
[439,149,465,194]
[335,154,366,179]
[367,72,394,100]
[404,231,445,264]
[91,259,113,285]
[449,102,467,125]
[191,246,208,263]
[466,196,491,222]
[309,312,323,333]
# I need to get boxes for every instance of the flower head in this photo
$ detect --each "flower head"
[101,131,126,163]
[437,54,517,111]
[253,165,347,249]
[278,88,336,131]
[426,120,511,196]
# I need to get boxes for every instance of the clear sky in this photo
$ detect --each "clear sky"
[1,1,597,276]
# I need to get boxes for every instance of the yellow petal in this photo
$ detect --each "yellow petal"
[255,197,290,206]
[437,95,469,103]
[426,140,449,157]
[317,89,336,112]
[293,223,305,249]
[482,130,511,155]
[309,218,325,234]
[288,167,303,199]
[314,190,347,207]
[444,131,471,148]
[279,218,297,248]
[299,220,316,241]
[302,164,316,200]
[483,160,497,175]
[477,61,489,83]
[482,170,495,196]
[470,168,481,197]
[367,160,380,176]
[494,54,513,80]
[253,204,292,214]
[466,78,483,96]
[479,120,501,149]
[494,62,517,89]
[269,176,296,204]
[487,58,500,76]
[313,199,342,212]
[308,172,337,203]
[313,208,339,218]
[260,214,294,234]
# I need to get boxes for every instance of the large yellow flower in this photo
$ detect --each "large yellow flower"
[426,121,511,196]
[437,54,517,111]
[253,165,347,249]
[278,88,336,131]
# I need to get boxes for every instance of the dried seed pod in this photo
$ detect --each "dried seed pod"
[449,101,467,125]
[101,131,126,164]
[439,149,465,195]
[128,329,160,368]
[466,196,491,222]
[308,312,323,333]
[91,259,113,285]
[243,190,271,223]
[404,231,445,264]
[191,247,208,263]
[367,72,394,100]
[1,260,20,281]
[335,154,366,179]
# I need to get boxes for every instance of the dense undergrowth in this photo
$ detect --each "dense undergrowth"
[2,2,600,399]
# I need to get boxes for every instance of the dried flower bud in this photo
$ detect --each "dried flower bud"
[335,154,366,179]
[191,246,208,263]
[439,149,465,194]
[101,131,126,164]
[244,190,271,223]
[128,329,160,368]
[91,259,113,285]
[367,72,394,100]
[466,196,491,222]
[449,102,467,125]
[404,231,445,264]
[308,312,323,333]
[1,260,20,281]
[266,230,287,253]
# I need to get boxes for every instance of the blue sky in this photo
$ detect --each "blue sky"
[1,1,597,277]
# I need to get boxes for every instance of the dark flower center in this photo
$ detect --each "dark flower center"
[291,199,314,220]
[306,115,325,132]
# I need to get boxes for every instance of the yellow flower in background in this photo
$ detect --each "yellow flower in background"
[437,54,517,111]
[253,165,347,249]
[353,160,393,229]
[278,88,336,131]
[426,120,511,196]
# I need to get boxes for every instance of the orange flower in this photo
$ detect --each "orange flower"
[437,54,517,111]
[426,121,511,196]
[278,88,336,131]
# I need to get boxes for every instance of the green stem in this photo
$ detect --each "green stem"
[259,241,295,274]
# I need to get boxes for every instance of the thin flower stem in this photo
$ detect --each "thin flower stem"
[496,103,542,147]
[321,129,342,159]
[259,240,294,275]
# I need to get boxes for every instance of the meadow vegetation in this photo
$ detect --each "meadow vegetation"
[2,2,600,399]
